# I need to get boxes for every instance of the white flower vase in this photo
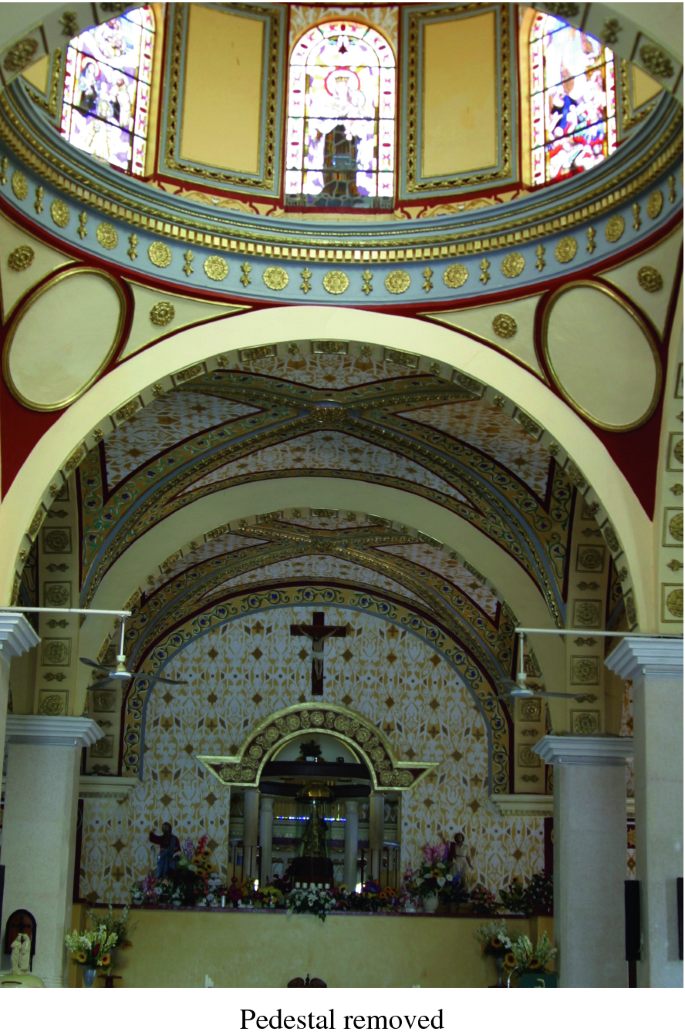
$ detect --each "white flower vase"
[82,966,97,988]
[423,893,439,914]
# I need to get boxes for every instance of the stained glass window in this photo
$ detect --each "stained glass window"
[530,12,616,185]
[60,6,155,177]
[285,21,396,208]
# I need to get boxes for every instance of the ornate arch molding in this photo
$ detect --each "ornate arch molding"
[197,703,437,793]
[120,586,511,792]
[1,312,648,628]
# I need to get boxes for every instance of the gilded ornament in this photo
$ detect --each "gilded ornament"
[586,227,596,253]
[34,185,44,214]
[263,266,289,291]
[148,241,172,268]
[443,263,468,289]
[127,234,138,260]
[573,712,600,735]
[535,244,546,271]
[492,314,517,339]
[632,202,641,230]
[96,222,118,250]
[544,3,579,15]
[11,171,28,200]
[322,270,349,295]
[50,199,70,228]
[7,245,34,272]
[240,261,252,287]
[479,259,491,284]
[554,237,577,263]
[493,395,505,408]
[670,484,683,496]
[287,342,299,355]
[59,12,79,37]
[385,270,411,294]
[300,268,312,294]
[646,189,664,219]
[637,266,663,293]
[0,156,7,184]
[676,439,684,464]
[668,174,676,203]
[429,361,441,376]
[77,212,88,239]
[605,215,625,242]
[204,255,228,282]
[40,693,65,716]
[666,588,683,619]
[183,250,194,277]
[667,558,683,571]
[501,252,525,278]
[422,268,433,293]
[3,37,39,73]
[362,269,373,295]
[639,44,674,80]
[149,301,175,327]
[669,512,683,542]
[601,18,622,46]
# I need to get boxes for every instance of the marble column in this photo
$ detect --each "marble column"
[368,791,384,881]
[343,799,359,891]
[243,787,260,879]
[1,715,103,987]
[533,735,634,988]
[605,637,683,988]
[258,794,275,885]
[0,614,41,751]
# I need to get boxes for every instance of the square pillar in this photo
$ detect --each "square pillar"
[258,795,274,885]
[369,791,384,881]
[1,716,103,987]
[0,614,40,750]
[534,735,634,988]
[343,799,359,891]
[605,637,683,988]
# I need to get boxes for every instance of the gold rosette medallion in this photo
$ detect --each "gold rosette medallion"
[637,266,663,293]
[96,223,118,250]
[647,189,664,219]
[7,245,34,272]
[263,266,289,290]
[322,270,350,295]
[148,241,172,268]
[501,253,525,278]
[554,237,577,263]
[605,215,625,243]
[384,270,410,294]
[50,200,70,228]
[492,314,517,339]
[204,256,229,282]
[443,263,468,289]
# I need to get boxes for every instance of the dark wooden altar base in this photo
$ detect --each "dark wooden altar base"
[288,857,334,885]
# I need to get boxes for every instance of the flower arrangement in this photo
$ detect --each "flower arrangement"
[83,905,135,965]
[502,931,557,982]
[468,883,498,915]
[498,878,531,915]
[65,926,118,969]
[131,833,227,908]
[439,875,469,906]
[287,884,337,922]
[474,919,510,958]
[524,872,554,916]
[411,845,451,899]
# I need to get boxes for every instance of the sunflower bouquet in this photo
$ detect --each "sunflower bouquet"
[502,931,557,983]
[84,904,135,965]
[474,919,510,958]
[65,926,118,969]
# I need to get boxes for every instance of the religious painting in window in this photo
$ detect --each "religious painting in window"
[60,6,155,177]
[285,21,396,209]
[530,13,616,185]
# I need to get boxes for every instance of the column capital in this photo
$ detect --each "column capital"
[5,715,103,747]
[259,794,275,811]
[605,636,683,683]
[0,614,40,661]
[344,799,360,813]
[533,734,634,767]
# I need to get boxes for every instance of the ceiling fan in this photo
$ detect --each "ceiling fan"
[494,634,597,706]
[79,618,188,691]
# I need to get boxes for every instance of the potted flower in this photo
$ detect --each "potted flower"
[84,904,135,973]
[525,872,554,916]
[469,883,498,916]
[499,878,531,915]
[415,844,450,913]
[475,919,511,987]
[287,884,337,922]
[399,867,423,912]
[502,931,557,986]
[65,925,118,987]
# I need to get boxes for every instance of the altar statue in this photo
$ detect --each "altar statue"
[0,935,45,988]
[300,804,328,859]
[441,831,473,887]
[149,822,181,879]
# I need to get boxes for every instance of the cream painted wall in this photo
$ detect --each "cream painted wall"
[0,308,655,636]
[76,908,535,988]
[422,11,498,177]
[180,5,264,174]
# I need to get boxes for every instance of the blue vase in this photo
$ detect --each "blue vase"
[82,966,97,988]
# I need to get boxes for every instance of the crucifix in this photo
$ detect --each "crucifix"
[290,612,348,696]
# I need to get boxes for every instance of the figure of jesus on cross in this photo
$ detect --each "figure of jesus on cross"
[290,611,348,696]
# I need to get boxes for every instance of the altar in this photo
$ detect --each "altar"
[70,905,547,988]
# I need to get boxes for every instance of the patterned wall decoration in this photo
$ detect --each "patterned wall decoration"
[658,345,683,630]
[79,605,542,904]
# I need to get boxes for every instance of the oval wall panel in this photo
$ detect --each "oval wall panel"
[542,283,661,431]
[3,268,124,411]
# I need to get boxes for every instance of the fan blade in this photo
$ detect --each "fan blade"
[148,675,189,686]
[538,691,598,701]
[80,657,110,672]
[88,677,116,691]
